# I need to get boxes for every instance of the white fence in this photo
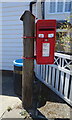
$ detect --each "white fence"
[34,52,72,106]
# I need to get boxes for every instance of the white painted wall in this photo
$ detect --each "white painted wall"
[1,2,30,70]
[45,12,70,20]
[36,0,42,19]
[0,0,71,70]
[45,1,71,20]
[0,3,2,70]
[32,3,36,17]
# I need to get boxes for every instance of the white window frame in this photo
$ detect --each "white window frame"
[49,0,71,14]
[65,2,71,12]
[49,1,56,13]
[57,1,64,12]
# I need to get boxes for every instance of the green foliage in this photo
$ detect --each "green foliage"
[56,15,72,53]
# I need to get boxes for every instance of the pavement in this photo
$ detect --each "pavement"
[0,72,72,120]
[0,72,22,119]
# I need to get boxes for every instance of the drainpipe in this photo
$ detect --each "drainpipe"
[41,1,45,19]
[29,1,36,13]
[30,0,45,19]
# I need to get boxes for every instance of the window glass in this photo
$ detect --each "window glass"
[65,2,71,12]
[50,2,56,13]
[57,2,63,12]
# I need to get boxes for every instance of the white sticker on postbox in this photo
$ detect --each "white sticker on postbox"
[38,34,44,38]
[48,34,54,38]
[42,43,50,57]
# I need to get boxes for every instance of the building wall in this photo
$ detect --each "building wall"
[0,2,30,70]
[0,1,71,70]
[32,3,36,17]
[0,3,2,70]
[45,12,70,20]
[45,0,71,20]
[70,1,72,24]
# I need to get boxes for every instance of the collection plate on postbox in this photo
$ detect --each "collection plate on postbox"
[36,20,56,64]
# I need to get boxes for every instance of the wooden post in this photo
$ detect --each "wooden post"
[20,11,35,109]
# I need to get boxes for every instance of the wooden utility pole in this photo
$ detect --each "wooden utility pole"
[20,11,35,109]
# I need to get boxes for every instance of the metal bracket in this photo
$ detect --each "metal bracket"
[22,56,36,59]
[22,36,36,39]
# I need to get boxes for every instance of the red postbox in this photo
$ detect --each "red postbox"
[36,20,56,64]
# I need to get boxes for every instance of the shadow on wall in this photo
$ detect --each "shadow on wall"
[1,71,65,104]
[1,71,17,97]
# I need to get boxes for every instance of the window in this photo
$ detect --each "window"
[65,2,71,12]
[57,2,63,12]
[50,2,56,13]
[49,1,71,13]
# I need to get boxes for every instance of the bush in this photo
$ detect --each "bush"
[55,15,72,54]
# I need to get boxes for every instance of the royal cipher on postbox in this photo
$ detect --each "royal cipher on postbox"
[36,20,56,64]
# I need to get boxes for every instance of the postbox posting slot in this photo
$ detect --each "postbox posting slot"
[39,28,55,31]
